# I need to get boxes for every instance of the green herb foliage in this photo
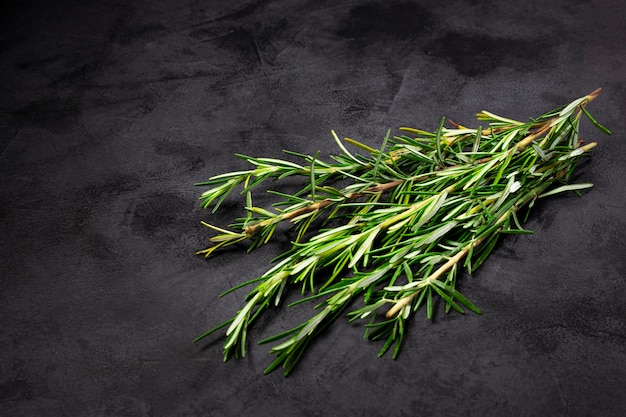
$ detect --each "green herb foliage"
[194,89,610,375]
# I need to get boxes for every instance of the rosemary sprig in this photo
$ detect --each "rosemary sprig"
[194,89,610,375]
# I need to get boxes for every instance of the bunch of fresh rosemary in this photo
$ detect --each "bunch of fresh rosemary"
[194,89,610,375]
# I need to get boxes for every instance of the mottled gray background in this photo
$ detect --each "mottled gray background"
[1,0,625,416]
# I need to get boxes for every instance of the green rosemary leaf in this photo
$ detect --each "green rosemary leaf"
[450,288,482,315]
[193,317,236,343]
[435,116,446,168]
[309,151,321,199]
[332,130,368,166]
[343,137,377,154]
[219,276,267,297]
[470,233,500,271]
[430,280,464,314]
[372,129,391,180]
[477,110,523,126]
[258,323,307,345]
[581,105,612,135]
[391,319,405,359]
[538,183,594,198]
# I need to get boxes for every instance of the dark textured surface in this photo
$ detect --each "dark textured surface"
[1,0,625,416]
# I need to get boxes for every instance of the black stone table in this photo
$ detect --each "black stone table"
[1,1,625,416]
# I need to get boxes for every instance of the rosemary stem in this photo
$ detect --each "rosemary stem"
[243,181,403,236]
[516,120,555,151]
[385,237,484,318]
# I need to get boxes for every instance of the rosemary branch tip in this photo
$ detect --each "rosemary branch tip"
[586,87,602,102]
